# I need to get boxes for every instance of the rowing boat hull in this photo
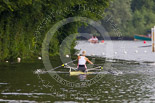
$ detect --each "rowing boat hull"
[134,35,151,41]
[70,71,94,75]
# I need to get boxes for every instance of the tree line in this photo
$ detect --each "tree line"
[0,0,110,61]
[102,0,155,37]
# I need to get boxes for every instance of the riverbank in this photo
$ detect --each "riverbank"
[2,40,155,64]
[77,36,134,40]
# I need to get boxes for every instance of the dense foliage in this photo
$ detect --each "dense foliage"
[102,0,155,37]
[0,0,110,61]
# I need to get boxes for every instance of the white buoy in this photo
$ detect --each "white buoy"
[91,54,95,56]
[114,52,117,54]
[66,55,69,58]
[124,51,127,54]
[135,50,138,53]
[144,50,147,53]
[17,57,21,63]
[38,57,42,60]
[6,61,8,63]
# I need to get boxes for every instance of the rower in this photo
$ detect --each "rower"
[88,36,94,42]
[94,36,98,43]
[77,51,93,72]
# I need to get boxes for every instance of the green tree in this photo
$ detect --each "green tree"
[0,0,111,61]
[102,0,132,36]
[131,0,155,35]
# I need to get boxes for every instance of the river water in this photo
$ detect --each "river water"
[0,41,155,102]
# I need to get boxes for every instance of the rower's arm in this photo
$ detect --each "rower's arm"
[86,58,93,64]
[77,56,81,62]
[78,56,80,60]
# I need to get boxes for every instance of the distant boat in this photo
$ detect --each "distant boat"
[134,35,151,41]
[88,36,99,43]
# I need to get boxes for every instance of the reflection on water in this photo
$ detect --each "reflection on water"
[78,75,87,81]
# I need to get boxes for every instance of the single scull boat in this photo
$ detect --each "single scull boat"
[64,65,102,76]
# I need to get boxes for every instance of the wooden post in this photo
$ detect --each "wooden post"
[152,28,155,52]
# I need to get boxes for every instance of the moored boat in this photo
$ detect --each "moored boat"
[134,35,151,41]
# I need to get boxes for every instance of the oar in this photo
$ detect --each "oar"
[93,64,103,69]
[86,65,103,71]
[52,59,77,70]
[139,45,152,48]
[35,59,77,74]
